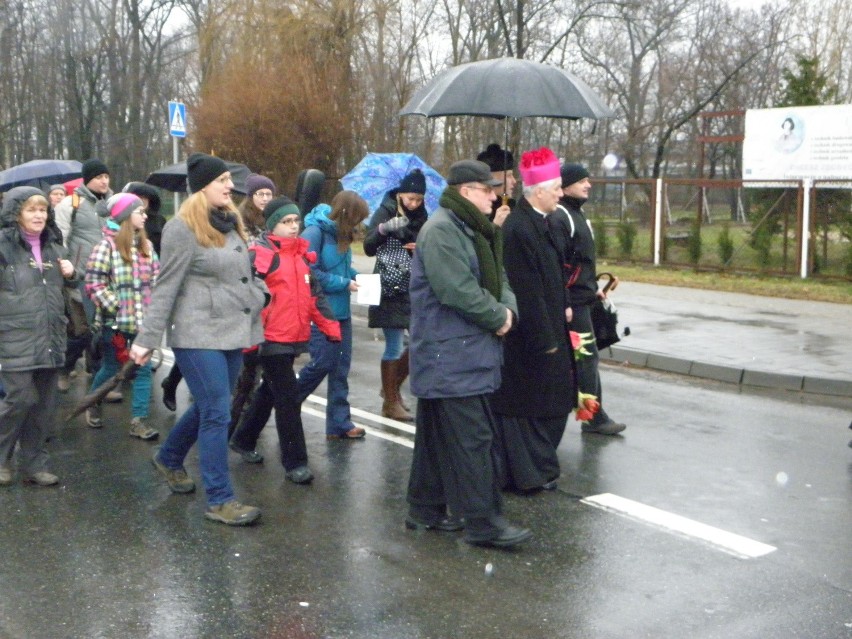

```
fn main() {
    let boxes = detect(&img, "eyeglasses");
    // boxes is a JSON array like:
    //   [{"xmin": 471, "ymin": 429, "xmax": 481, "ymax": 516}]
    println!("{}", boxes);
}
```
[
  {"xmin": 463, "ymin": 184, "xmax": 493, "ymax": 194},
  {"xmin": 253, "ymin": 190, "xmax": 274, "ymax": 199}
]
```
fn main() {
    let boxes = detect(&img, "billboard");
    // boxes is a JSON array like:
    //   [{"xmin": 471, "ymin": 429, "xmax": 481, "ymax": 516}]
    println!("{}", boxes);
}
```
[{"xmin": 742, "ymin": 104, "xmax": 852, "ymax": 181}]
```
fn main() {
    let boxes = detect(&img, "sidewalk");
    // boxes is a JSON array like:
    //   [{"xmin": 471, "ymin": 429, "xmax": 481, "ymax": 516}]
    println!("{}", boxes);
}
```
[{"xmin": 351, "ymin": 253, "xmax": 852, "ymax": 397}]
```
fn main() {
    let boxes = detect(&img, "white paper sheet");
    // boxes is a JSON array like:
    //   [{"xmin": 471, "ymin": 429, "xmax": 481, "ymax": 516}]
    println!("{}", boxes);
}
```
[{"xmin": 355, "ymin": 273, "xmax": 382, "ymax": 306}]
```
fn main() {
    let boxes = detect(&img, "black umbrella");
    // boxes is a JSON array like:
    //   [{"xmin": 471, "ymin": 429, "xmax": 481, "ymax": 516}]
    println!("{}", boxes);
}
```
[
  {"xmin": 145, "ymin": 160, "xmax": 251, "ymax": 195},
  {"xmin": 399, "ymin": 58, "xmax": 615, "ymax": 199},
  {"xmin": 66, "ymin": 360, "xmax": 139, "ymax": 422},
  {"xmin": 399, "ymin": 57, "xmax": 615, "ymax": 120},
  {"xmin": 0, "ymin": 159, "xmax": 82, "ymax": 192}
]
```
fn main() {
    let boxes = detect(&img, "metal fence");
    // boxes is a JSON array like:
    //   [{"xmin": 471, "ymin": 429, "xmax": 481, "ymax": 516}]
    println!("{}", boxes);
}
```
[{"xmin": 587, "ymin": 177, "xmax": 852, "ymax": 279}]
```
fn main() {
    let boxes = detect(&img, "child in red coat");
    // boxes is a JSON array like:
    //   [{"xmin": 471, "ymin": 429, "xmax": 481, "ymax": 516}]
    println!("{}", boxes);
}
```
[{"xmin": 230, "ymin": 197, "xmax": 340, "ymax": 484}]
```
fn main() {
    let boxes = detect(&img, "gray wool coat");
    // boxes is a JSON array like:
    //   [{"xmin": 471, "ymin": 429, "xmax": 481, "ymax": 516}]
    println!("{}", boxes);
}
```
[{"xmin": 133, "ymin": 215, "xmax": 266, "ymax": 351}]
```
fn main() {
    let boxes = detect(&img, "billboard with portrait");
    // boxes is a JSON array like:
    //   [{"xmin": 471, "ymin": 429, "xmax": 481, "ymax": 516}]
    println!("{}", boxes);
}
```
[{"xmin": 742, "ymin": 104, "xmax": 852, "ymax": 182}]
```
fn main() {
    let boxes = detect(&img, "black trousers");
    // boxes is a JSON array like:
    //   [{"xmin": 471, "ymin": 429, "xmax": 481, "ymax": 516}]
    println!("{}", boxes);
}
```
[
  {"xmin": 232, "ymin": 353, "xmax": 307, "ymax": 471},
  {"xmin": 406, "ymin": 395, "xmax": 503, "ymax": 535},
  {"xmin": 569, "ymin": 304, "xmax": 611, "ymax": 424}
]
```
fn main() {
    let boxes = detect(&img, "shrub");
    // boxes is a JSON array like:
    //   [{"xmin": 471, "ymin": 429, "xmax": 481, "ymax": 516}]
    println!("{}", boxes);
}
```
[
  {"xmin": 717, "ymin": 223, "xmax": 735, "ymax": 266},
  {"xmin": 616, "ymin": 219, "xmax": 637, "ymax": 258},
  {"xmin": 750, "ymin": 222, "xmax": 774, "ymax": 268},
  {"xmin": 592, "ymin": 217, "xmax": 608, "ymax": 258},
  {"xmin": 687, "ymin": 219, "xmax": 702, "ymax": 265}
]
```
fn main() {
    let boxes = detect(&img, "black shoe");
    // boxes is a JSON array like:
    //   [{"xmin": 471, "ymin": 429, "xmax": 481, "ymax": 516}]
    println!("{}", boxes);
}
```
[
  {"xmin": 405, "ymin": 516, "xmax": 464, "ymax": 532},
  {"xmin": 581, "ymin": 419, "xmax": 626, "ymax": 435},
  {"xmin": 541, "ymin": 479, "xmax": 558, "ymax": 491},
  {"xmin": 285, "ymin": 466, "xmax": 314, "ymax": 484},
  {"xmin": 465, "ymin": 525, "xmax": 533, "ymax": 549},
  {"xmin": 228, "ymin": 442, "xmax": 263, "ymax": 463},
  {"xmin": 161, "ymin": 378, "xmax": 177, "ymax": 412}
]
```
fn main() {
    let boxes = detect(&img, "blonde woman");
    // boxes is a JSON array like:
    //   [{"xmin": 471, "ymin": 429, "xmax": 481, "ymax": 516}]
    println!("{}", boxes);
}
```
[{"xmin": 129, "ymin": 153, "xmax": 266, "ymax": 526}]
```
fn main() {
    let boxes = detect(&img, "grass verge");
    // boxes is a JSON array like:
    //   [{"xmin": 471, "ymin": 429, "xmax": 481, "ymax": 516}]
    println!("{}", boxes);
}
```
[
  {"xmin": 601, "ymin": 261, "xmax": 852, "ymax": 304},
  {"xmin": 353, "ymin": 243, "xmax": 851, "ymax": 304}
]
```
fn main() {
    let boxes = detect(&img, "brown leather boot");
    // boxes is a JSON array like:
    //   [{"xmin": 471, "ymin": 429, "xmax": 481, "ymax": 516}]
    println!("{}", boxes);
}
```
[
  {"xmin": 396, "ymin": 349, "xmax": 411, "ymax": 412},
  {"xmin": 381, "ymin": 360, "xmax": 413, "ymax": 421}
]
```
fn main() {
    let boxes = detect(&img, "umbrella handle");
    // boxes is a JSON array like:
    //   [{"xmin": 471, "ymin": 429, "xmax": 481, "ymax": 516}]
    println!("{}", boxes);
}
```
[{"xmin": 501, "ymin": 194, "xmax": 509, "ymax": 207}]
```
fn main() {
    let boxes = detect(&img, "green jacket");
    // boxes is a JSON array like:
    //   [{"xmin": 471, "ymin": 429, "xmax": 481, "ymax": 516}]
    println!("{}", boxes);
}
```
[{"xmin": 409, "ymin": 206, "xmax": 517, "ymax": 399}]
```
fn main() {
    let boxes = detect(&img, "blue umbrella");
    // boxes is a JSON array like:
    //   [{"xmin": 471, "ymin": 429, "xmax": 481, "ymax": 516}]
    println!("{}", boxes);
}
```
[
  {"xmin": 0, "ymin": 159, "xmax": 82, "ymax": 192},
  {"xmin": 340, "ymin": 153, "xmax": 446, "ymax": 221}
]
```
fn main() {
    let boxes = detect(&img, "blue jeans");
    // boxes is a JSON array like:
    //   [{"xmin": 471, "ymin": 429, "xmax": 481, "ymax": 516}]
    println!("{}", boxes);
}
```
[
  {"xmin": 158, "ymin": 348, "xmax": 243, "ymax": 506},
  {"xmin": 89, "ymin": 328, "xmax": 152, "ymax": 418},
  {"xmin": 297, "ymin": 319, "xmax": 354, "ymax": 436},
  {"xmin": 381, "ymin": 327, "xmax": 404, "ymax": 361}
]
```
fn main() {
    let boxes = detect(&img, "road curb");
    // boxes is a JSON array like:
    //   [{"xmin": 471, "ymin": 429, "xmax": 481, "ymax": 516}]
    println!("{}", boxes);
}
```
[
  {"xmin": 602, "ymin": 346, "xmax": 852, "ymax": 397},
  {"xmin": 353, "ymin": 301, "xmax": 851, "ymax": 397}
]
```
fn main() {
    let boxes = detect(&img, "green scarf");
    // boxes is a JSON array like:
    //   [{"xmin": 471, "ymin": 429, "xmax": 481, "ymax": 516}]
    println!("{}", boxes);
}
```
[{"xmin": 439, "ymin": 187, "xmax": 503, "ymax": 300}]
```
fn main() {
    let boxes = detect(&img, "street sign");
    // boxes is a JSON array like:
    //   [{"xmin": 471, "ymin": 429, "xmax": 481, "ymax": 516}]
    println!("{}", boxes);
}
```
[{"xmin": 168, "ymin": 101, "xmax": 187, "ymax": 138}]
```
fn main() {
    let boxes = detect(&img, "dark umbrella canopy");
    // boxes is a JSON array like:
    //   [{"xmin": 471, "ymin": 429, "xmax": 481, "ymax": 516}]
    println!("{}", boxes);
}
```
[
  {"xmin": 0, "ymin": 159, "xmax": 82, "ymax": 192},
  {"xmin": 145, "ymin": 160, "xmax": 251, "ymax": 195},
  {"xmin": 399, "ymin": 57, "xmax": 615, "ymax": 120}
]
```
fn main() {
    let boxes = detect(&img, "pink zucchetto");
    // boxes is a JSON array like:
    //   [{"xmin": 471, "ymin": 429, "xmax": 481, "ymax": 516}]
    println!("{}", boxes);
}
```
[{"xmin": 519, "ymin": 147, "xmax": 561, "ymax": 186}]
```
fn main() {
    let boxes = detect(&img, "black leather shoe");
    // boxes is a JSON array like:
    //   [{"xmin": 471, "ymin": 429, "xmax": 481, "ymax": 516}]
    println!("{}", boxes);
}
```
[
  {"xmin": 229, "ymin": 442, "xmax": 263, "ymax": 463},
  {"xmin": 465, "ymin": 525, "xmax": 532, "ymax": 549},
  {"xmin": 541, "ymin": 479, "xmax": 558, "ymax": 491},
  {"xmin": 405, "ymin": 516, "xmax": 464, "ymax": 532},
  {"xmin": 581, "ymin": 419, "xmax": 626, "ymax": 435}
]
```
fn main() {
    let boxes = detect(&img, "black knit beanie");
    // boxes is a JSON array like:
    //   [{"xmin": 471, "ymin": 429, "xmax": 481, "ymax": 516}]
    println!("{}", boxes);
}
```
[
  {"xmin": 477, "ymin": 143, "xmax": 515, "ymax": 172},
  {"xmin": 560, "ymin": 163, "xmax": 590, "ymax": 188},
  {"xmin": 264, "ymin": 196, "xmax": 300, "ymax": 231},
  {"xmin": 187, "ymin": 153, "xmax": 228, "ymax": 193},
  {"xmin": 82, "ymin": 159, "xmax": 110, "ymax": 184},
  {"xmin": 398, "ymin": 169, "xmax": 426, "ymax": 195}
]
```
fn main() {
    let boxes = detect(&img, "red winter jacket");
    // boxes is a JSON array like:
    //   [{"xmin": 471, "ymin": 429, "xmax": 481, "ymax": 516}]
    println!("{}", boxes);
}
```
[{"xmin": 251, "ymin": 234, "xmax": 341, "ymax": 349}]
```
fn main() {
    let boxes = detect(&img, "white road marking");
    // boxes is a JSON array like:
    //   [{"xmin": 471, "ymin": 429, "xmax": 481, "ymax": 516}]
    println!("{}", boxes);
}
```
[
  {"xmin": 581, "ymin": 493, "xmax": 777, "ymax": 559},
  {"xmin": 303, "ymin": 394, "xmax": 416, "ymax": 434},
  {"xmin": 279, "ymin": 385, "xmax": 777, "ymax": 560},
  {"xmin": 300, "ymin": 406, "xmax": 413, "ymax": 448}
]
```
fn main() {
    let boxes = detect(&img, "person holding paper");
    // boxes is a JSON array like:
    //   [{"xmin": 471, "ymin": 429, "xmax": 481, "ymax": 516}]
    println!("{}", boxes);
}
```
[{"xmin": 296, "ymin": 191, "xmax": 370, "ymax": 439}]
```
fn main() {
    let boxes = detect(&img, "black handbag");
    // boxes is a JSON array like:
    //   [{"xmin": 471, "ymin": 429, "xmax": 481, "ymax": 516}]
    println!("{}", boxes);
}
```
[
  {"xmin": 375, "ymin": 236, "xmax": 412, "ymax": 298},
  {"xmin": 590, "ymin": 272, "xmax": 620, "ymax": 350}
]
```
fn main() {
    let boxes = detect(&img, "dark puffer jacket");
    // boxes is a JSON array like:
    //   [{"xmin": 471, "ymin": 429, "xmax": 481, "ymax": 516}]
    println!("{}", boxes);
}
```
[
  {"xmin": 0, "ymin": 187, "xmax": 69, "ymax": 371},
  {"xmin": 363, "ymin": 190, "xmax": 428, "ymax": 328}
]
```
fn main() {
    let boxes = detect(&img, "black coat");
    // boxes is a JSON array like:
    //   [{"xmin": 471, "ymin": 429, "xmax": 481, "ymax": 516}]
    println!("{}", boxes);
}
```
[
  {"xmin": 551, "ymin": 195, "xmax": 598, "ymax": 307},
  {"xmin": 490, "ymin": 197, "xmax": 576, "ymax": 418},
  {"xmin": 363, "ymin": 190, "xmax": 428, "ymax": 329}
]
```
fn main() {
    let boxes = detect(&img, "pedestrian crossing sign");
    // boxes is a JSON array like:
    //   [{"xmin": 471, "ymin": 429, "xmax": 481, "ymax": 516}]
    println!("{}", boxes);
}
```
[{"xmin": 168, "ymin": 101, "xmax": 187, "ymax": 138}]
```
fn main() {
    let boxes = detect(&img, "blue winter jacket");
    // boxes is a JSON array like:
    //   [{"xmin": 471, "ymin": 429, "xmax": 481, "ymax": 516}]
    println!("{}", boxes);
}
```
[{"xmin": 301, "ymin": 204, "xmax": 357, "ymax": 320}]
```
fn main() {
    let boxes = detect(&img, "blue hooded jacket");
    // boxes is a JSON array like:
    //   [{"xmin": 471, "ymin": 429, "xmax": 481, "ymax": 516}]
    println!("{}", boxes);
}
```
[{"xmin": 301, "ymin": 204, "xmax": 357, "ymax": 320}]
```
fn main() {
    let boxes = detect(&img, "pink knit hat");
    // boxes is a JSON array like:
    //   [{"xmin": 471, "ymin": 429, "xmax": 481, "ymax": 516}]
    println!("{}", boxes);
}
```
[
  {"xmin": 105, "ymin": 193, "xmax": 144, "ymax": 224},
  {"xmin": 519, "ymin": 147, "xmax": 561, "ymax": 186}
]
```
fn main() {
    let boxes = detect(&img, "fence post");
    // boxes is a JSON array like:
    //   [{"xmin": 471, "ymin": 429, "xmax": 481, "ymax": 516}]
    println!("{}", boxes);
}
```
[
  {"xmin": 653, "ymin": 178, "xmax": 663, "ymax": 265},
  {"xmin": 800, "ymin": 178, "xmax": 812, "ymax": 279}
]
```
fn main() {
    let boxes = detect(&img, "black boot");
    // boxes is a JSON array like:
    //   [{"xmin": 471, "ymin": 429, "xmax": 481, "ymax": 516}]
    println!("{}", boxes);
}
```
[{"xmin": 161, "ymin": 365, "xmax": 182, "ymax": 412}]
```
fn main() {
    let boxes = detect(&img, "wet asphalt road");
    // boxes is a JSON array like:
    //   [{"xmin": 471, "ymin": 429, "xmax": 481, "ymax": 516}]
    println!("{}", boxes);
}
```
[{"xmin": 1, "ymin": 318, "xmax": 850, "ymax": 639}]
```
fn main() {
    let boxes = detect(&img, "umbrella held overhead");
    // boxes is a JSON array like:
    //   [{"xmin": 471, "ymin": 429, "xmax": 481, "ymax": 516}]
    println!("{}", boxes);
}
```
[
  {"xmin": 145, "ymin": 160, "xmax": 251, "ymax": 195},
  {"xmin": 399, "ymin": 57, "xmax": 616, "ymax": 121},
  {"xmin": 340, "ymin": 153, "xmax": 447, "ymax": 220},
  {"xmin": 0, "ymin": 159, "xmax": 82, "ymax": 192}
]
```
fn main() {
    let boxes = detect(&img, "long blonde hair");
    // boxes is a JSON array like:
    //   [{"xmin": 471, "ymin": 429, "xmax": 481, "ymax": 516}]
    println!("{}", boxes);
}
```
[
  {"xmin": 178, "ymin": 192, "xmax": 247, "ymax": 247},
  {"xmin": 114, "ymin": 219, "xmax": 151, "ymax": 263}
]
